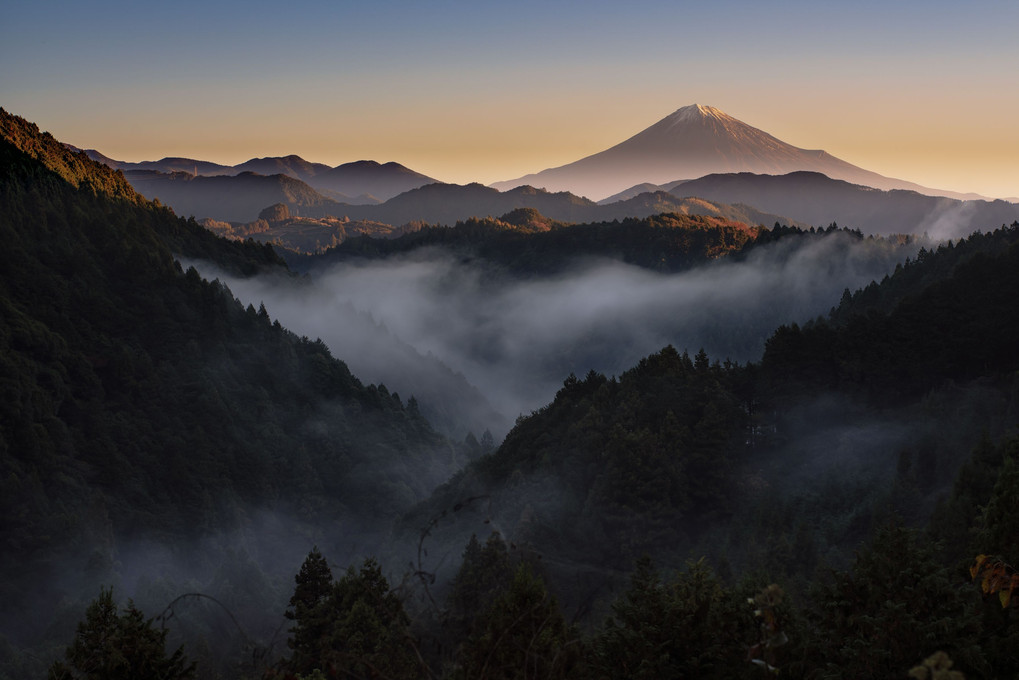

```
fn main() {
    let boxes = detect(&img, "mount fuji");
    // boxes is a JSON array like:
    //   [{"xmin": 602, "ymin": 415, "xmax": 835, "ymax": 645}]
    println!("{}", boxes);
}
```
[{"xmin": 491, "ymin": 104, "xmax": 976, "ymax": 201}]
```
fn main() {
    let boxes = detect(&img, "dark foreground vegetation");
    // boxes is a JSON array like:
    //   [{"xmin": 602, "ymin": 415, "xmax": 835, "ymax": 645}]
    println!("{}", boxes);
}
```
[{"xmin": 2, "ymin": 108, "xmax": 1018, "ymax": 679}]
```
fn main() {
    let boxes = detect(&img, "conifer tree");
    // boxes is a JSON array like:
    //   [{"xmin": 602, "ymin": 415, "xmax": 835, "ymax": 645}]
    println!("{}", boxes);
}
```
[
  {"xmin": 447, "ymin": 532, "xmax": 514, "ymax": 644},
  {"xmin": 286, "ymin": 547, "xmax": 334, "ymax": 675},
  {"xmin": 806, "ymin": 524, "xmax": 982, "ymax": 679},
  {"xmin": 48, "ymin": 588, "xmax": 195, "ymax": 680},
  {"xmin": 591, "ymin": 557, "xmax": 750, "ymax": 680},
  {"xmin": 325, "ymin": 557, "xmax": 421, "ymax": 679},
  {"xmin": 453, "ymin": 563, "xmax": 577, "ymax": 680}
]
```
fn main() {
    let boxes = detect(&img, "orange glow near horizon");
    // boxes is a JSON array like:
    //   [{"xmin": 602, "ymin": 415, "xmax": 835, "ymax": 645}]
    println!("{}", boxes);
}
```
[
  {"xmin": 42, "ymin": 100, "xmax": 1018, "ymax": 201},
  {"xmin": 8, "ymin": 1, "xmax": 1015, "ymax": 200}
]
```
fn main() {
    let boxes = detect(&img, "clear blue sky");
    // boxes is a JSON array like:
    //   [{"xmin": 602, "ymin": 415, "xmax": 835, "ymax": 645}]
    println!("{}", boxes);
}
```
[{"xmin": 3, "ymin": 0, "xmax": 1017, "ymax": 197}]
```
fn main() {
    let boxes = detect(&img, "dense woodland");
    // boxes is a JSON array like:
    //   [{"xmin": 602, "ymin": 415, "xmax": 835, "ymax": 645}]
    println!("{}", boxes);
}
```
[
  {"xmin": 293, "ymin": 209, "xmax": 762, "ymax": 276},
  {"xmin": 1, "ymin": 108, "xmax": 1018, "ymax": 679},
  {"xmin": 0, "ymin": 109, "xmax": 467, "ymax": 677}
]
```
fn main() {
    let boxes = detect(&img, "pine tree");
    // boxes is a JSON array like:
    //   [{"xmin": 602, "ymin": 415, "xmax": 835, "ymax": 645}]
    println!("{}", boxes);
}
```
[
  {"xmin": 48, "ymin": 588, "xmax": 195, "ymax": 680},
  {"xmin": 447, "ymin": 532, "xmax": 514, "ymax": 644},
  {"xmin": 283, "ymin": 554, "xmax": 421, "ymax": 678},
  {"xmin": 285, "ymin": 547, "xmax": 334, "ymax": 675},
  {"xmin": 806, "ymin": 524, "xmax": 982, "ymax": 679},
  {"xmin": 325, "ymin": 557, "xmax": 421, "ymax": 679},
  {"xmin": 591, "ymin": 557, "xmax": 751, "ymax": 680},
  {"xmin": 454, "ymin": 563, "xmax": 577, "ymax": 680}
]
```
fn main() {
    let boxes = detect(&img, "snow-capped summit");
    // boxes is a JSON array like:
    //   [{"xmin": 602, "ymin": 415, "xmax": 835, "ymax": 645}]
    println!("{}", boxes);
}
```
[
  {"xmin": 491, "ymin": 104, "xmax": 959, "ymax": 201},
  {"xmin": 666, "ymin": 104, "xmax": 727, "ymax": 123}
]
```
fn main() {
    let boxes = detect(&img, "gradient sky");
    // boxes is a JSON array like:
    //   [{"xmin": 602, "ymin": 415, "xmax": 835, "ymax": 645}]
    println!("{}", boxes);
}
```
[{"xmin": 3, "ymin": 0, "xmax": 1017, "ymax": 198}]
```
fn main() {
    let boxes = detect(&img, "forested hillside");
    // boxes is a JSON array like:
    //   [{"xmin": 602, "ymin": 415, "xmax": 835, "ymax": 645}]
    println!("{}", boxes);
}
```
[
  {"xmin": 256, "ymin": 215, "xmax": 924, "ymax": 446},
  {"xmin": 0, "ymin": 109, "xmax": 467, "ymax": 675},
  {"xmin": 293, "ymin": 211, "xmax": 892, "ymax": 278},
  {"xmin": 298, "ymin": 211, "xmax": 761, "ymax": 275},
  {"xmin": 411, "ymin": 222, "xmax": 1019, "ymax": 561},
  {"xmin": 762, "ymin": 224, "xmax": 1019, "ymax": 402},
  {"xmin": 389, "ymin": 223, "xmax": 1019, "ymax": 679}
]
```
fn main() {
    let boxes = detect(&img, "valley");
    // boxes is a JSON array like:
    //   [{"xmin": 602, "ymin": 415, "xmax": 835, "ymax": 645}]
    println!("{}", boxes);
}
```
[{"xmin": 2, "ymin": 103, "xmax": 1018, "ymax": 680}]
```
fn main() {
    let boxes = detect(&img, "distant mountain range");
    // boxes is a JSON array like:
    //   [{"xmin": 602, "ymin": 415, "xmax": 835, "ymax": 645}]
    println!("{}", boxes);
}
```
[
  {"xmin": 123, "ymin": 170, "xmax": 350, "ymax": 223},
  {"xmin": 68, "ymin": 104, "xmax": 1017, "ymax": 239},
  {"xmin": 666, "ymin": 171, "xmax": 1019, "ymax": 237},
  {"xmin": 66, "ymin": 145, "xmax": 437, "ymax": 203},
  {"xmin": 296, "ymin": 182, "xmax": 801, "ymax": 230},
  {"xmin": 491, "ymin": 104, "xmax": 985, "ymax": 201},
  {"xmin": 110, "ymin": 163, "xmax": 802, "ymax": 229},
  {"xmin": 121, "ymin": 166, "xmax": 1016, "ymax": 240}
]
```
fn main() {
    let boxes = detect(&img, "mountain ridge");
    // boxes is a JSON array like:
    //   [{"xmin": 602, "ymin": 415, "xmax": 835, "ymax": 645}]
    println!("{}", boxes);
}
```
[
  {"xmin": 302, "ymin": 181, "xmax": 799, "ymax": 230},
  {"xmin": 669, "ymin": 171, "xmax": 1018, "ymax": 238},
  {"xmin": 491, "ymin": 104, "xmax": 985, "ymax": 201},
  {"xmin": 69, "ymin": 146, "xmax": 438, "ymax": 202}
]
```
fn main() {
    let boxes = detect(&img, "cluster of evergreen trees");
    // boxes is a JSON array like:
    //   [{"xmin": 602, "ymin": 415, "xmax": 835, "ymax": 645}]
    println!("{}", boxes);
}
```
[
  {"xmin": 54, "ymin": 444, "xmax": 1019, "ymax": 680},
  {"xmin": 296, "ymin": 210, "xmax": 847, "ymax": 278},
  {"xmin": 3, "ymin": 106, "xmax": 1019, "ymax": 678}
]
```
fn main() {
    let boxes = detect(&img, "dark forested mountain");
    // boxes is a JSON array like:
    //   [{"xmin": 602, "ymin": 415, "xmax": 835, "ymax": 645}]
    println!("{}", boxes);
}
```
[
  {"xmin": 830, "ymin": 226, "xmax": 1019, "ymax": 322},
  {"xmin": 761, "ymin": 223, "xmax": 1019, "ymax": 402},
  {"xmin": 491, "ymin": 104, "xmax": 980, "ymax": 201},
  {"xmin": 296, "ymin": 211, "xmax": 883, "ymax": 280},
  {"xmin": 424, "ymin": 347, "xmax": 753, "ymax": 565},
  {"xmin": 398, "ymin": 221, "xmax": 1019, "ymax": 679},
  {"xmin": 300, "ymin": 211, "xmax": 766, "ymax": 275},
  {"xmin": 123, "ymin": 169, "xmax": 351, "ymax": 222},
  {"xmin": 0, "ymin": 109, "xmax": 465, "ymax": 670},
  {"xmin": 670, "ymin": 171, "xmax": 1019, "ymax": 238},
  {"xmin": 307, "ymin": 160, "xmax": 437, "ymax": 202},
  {"xmin": 419, "ymin": 222, "xmax": 1019, "ymax": 551}
]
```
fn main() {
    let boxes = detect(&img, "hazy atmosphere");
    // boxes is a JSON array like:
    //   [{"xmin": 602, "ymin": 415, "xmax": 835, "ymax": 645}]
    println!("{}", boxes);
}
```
[
  {"xmin": 3, "ymin": 0, "xmax": 1019, "ymax": 678},
  {"xmin": 193, "ymin": 231, "xmax": 919, "ymax": 432},
  {"xmin": 3, "ymin": 0, "xmax": 1018, "ymax": 197}
]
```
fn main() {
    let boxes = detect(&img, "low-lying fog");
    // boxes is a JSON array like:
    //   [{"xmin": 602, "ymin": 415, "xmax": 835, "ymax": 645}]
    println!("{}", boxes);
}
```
[{"xmin": 188, "ymin": 231, "xmax": 920, "ymax": 438}]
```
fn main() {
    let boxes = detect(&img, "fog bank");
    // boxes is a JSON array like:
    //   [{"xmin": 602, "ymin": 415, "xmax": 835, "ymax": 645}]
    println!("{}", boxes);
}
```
[{"xmin": 189, "ymin": 232, "xmax": 918, "ymax": 434}]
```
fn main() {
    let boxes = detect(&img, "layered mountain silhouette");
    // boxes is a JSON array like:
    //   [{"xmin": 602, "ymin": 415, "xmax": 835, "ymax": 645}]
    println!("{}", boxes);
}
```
[
  {"xmin": 491, "ymin": 104, "xmax": 981, "ymax": 201},
  {"xmin": 66, "ymin": 145, "xmax": 235, "ymax": 176},
  {"xmin": 123, "ymin": 169, "xmax": 350, "ymax": 223},
  {"xmin": 119, "ymin": 167, "xmax": 800, "ymax": 231},
  {"xmin": 70, "ymin": 146, "xmax": 437, "ymax": 203},
  {"xmin": 232, "ymin": 154, "xmax": 331, "ymax": 183},
  {"xmin": 121, "ymin": 165, "xmax": 1014, "ymax": 241},
  {"xmin": 311, "ymin": 160, "xmax": 437, "ymax": 202},
  {"xmin": 668, "ymin": 172, "xmax": 1019, "ymax": 238},
  {"xmin": 253, "ymin": 177, "xmax": 1015, "ymax": 239},
  {"xmin": 311, "ymin": 183, "xmax": 798, "ymax": 229}
]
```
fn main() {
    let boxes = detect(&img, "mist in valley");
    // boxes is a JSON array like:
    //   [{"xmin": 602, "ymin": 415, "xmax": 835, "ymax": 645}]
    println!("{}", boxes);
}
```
[
  {"xmin": 29, "ymin": 230, "xmax": 1007, "ymax": 680},
  {"xmin": 12, "ymin": 229, "xmax": 949, "ymax": 678},
  {"xmin": 192, "ymin": 230, "xmax": 922, "ymax": 439},
  {"xmin": 21, "ymin": 228, "xmax": 1017, "ymax": 680}
]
